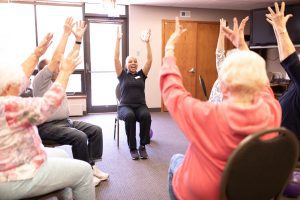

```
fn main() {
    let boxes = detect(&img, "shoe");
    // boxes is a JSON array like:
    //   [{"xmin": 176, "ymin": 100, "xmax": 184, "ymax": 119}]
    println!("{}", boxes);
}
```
[
  {"xmin": 130, "ymin": 149, "xmax": 139, "ymax": 160},
  {"xmin": 138, "ymin": 145, "xmax": 148, "ymax": 159},
  {"xmin": 93, "ymin": 176, "xmax": 101, "ymax": 187},
  {"xmin": 92, "ymin": 166, "xmax": 109, "ymax": 181}
]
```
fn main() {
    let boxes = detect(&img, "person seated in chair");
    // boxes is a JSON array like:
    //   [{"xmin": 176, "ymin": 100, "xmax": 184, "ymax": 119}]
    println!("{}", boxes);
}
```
[
  {"xmin": 266, "ymin": 2, "xmax": 300, "ymax": 144},
  {"xmin": 161, "ymin": 17, "xmax": 281, "ymax": 200},
  {"xmin": 32, "ymin": 17, "xmax": 108, "ymax": 186},
  {"xmin": 114, "ymin": 27, "xmax": 152, "ymax": 160},
  {"xmin": 0, "ymin": 32, "xmax": 95, "ymax": 200}
]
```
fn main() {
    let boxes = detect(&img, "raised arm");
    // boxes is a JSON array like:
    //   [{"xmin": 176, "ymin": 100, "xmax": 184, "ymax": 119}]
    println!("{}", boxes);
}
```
[
  {"xmin": 141, "ymin": 29, "xmax": 153, "ymax": 76},
  {"xmin": 114, "ymin": 27, "xmax": 123, "ymax": 77},
  {"xmin": 21, "ymin": 33, "xmax": 53, "ymax": 79},
  {"xmin": 216, "ymin": 18, "xmax": 226, "ymax": 73},
  {"xmin": 266, "ymin": 2, "xmax": 295, "ymax": 61},
  {"xmin": 55, "ymin": 49, "xmax": 81, "ymax": 90},
  {"xmin": 47, "ymin": 17, "xmax": 74, "ymax": 73},
  {"xmin": 222, "ymin": 16, "xmax": 249, "ymax": 51}
]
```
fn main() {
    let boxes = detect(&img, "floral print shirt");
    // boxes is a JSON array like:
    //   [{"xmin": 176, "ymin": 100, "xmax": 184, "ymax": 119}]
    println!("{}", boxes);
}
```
[
  {"xmin": 0, "ymin": 81, "xmax": 65, "ymax": 182},
  {"xmin": 208, "ymin": 49, "xmax": 225, "ymax": 103}
]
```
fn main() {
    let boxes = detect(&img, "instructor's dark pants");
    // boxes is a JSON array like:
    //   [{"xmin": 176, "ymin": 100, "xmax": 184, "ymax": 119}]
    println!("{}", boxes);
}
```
[{"xmin": 118, "ymin": 104, "xmax": 151, "ymax": 150}]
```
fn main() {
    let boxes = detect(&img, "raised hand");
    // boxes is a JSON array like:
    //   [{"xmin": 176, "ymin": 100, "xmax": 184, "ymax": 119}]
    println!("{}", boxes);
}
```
[
  {"xmin": 222, "ymin": 16, "xmax": 249, "ymax": 50},
  {"xmin": 117, "ymin": 27, "xmax": 123, "ymax": 40},
  {"xmin": 64, "ymin": 17, "xmax": 75, "ymax": 36},
  {"xmin": 60, "ymin": 50, "xmax": 81, "ymax": 75},
  {"xmin": 72, "ymin": 20, "xmax": 87, "ymax": 42},
  {"xmin": 219, "ymin": 18, "xmax": 226, "ymax": 35},
  {"xmin": 165, "ymin": 17, "xmax": 187, "ymax": 50},
  {"xmin": 266, "ymin": 2, "xmax": 292, "ymax": 36},
  {"xmin": 141, "ymin": 29, "xmax": 151, "ymax": 43},
  {"xmin": 34, "ymin": 33, "xmax": 53, "ymax": 57}
]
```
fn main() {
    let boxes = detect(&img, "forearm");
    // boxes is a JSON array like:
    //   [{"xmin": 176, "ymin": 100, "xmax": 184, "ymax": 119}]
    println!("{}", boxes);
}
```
[
  {"xmin": 48, "ymin": 33, "xmax": 70, "ymax": 72},
  {"xmin": 146, "ymin": 42, "xmax": 152, "ymax": 62},
  {"xmin": 276, "ymin": 31, "xmax": 296, "ymax": 61},
  {"xmin": 216, "ymin": 34, "xmax": 225, "ymax": 51},
  {"xmin": 54, "ymin": 71, "xmax": 71, "ymax": 90},
  {"xmin": 21, "ymin": 53, "xmax": 40, "ymax": 79},
  {"xmin": 114, "ymin": 39, "xmax": 122, "ymax": 75}
]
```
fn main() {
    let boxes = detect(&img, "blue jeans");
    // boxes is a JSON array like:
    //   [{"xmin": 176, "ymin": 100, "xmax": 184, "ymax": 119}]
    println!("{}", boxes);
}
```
[
  {"xmin": 168, "ymin": 154, "xmax": 184, "ymax": 200},
  {"xmin": 0, "ymin": 148, "xmax": 95, "ymax": 200}
]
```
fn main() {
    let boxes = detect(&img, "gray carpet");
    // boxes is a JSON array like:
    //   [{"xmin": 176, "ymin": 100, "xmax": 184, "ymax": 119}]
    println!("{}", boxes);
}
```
[{"xmin": 59, "ymin": 112, "xmax": 189, "ymax": 200}]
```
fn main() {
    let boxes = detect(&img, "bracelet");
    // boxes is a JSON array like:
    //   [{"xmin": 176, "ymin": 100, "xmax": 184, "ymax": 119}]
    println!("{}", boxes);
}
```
[{"xmin": 75, "ymin": 41, "xmax": 82, "ymax": 45}]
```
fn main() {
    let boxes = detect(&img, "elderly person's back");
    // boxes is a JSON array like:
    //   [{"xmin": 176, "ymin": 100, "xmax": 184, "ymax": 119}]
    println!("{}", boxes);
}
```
[
  {"xmin": 161, "ymin": 17, "xmax": 281, "ymax": 200},
  {"xmin": 0, "ymin": 33, "xmax": 95, "ymax": 200}
]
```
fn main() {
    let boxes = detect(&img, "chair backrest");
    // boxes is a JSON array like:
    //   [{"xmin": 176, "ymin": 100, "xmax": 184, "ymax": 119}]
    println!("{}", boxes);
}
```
[
  {"xmin": 220, "ymin": 127, "xmax": 299, "ymax": 200},
  {"xmin": 115, "ymin": 83, "xmax": 121, "ymax": 103},
  {"xmin": 199, "ymin": 75, "xmax": 208, "ymax": 100}
]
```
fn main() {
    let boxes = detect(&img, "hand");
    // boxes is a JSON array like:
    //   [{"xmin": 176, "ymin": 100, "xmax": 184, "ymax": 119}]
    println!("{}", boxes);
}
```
[
  {"xmin": 219, "ymin": 18, "xmax": 226, "ymax": 35},
  {"xmin": 117, "ymin": 27, "xmax": 123, "ymax": 40},
  {"xmin": 34, "ymin": 33, "xmax": 53, "ymax": 57},
  {"xmin": 222, "ymin": 16, "xmax": 249, "ymax": 50},
  {"xmin": 72, "ymin": 20, "xmax": 87, "ymax": 42},
  {"xmin": 266, "ymin": 2, "xmax": 292, "ymax": 35},
  {"xmin": 60, "ymin": 50, "xmax": 81, "ymax": 75},
  {"xmin": 165, "ymin": 17, "xmax": 187, "ymax": 50},
  {"xmin": 64, "ymin": 17, "xmax": 75, "ymax": 36},
  {"xmin": 141, "ymin": 29, "xmax": 151, "ymax": 43}
]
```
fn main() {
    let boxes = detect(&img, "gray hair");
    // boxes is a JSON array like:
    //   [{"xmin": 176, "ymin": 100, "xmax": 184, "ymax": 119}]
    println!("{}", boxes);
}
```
[{"xmin": 0, "ymin": 62, "xmax": 23, "ymax": 94}]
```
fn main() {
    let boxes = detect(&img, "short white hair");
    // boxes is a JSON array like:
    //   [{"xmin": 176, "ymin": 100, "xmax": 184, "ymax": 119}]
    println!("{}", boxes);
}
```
[
  {"xmin": 219, "ymin": 50, "xmax": 268, "ymax": 95},
  {"xmin": 0, "ymin": 62, "xmax": 23, "ymax": 94}
]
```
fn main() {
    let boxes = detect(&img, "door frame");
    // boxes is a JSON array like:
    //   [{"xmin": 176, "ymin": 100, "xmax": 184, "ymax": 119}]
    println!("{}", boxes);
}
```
[{"xmin": 84, "ymin": 16, "xmax": 128, "ymax": 113}]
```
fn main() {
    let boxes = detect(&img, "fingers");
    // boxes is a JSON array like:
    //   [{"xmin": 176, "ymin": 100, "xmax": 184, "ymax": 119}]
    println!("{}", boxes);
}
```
[
  {"xmin": 239, "ymin": 16, "xmax": 249, "ymax": 31},
  {"xmin": 275, "ymin": 2, "xmax": 280, "ymax": 14},
  {"xmin": 266, "ymin": 18, "xmax": 274, "ymax": 25},
  {"xmin": 268, "ymin": 6, "xmax": 275, "ymax": 15},
  {"xmin": 285, "ymin": 14, "xmax": 293, "ymax": 22},
  {"xmin": 222, "ymin": 26, "xmax": 233, "ymax": 37},
  {"xmin": 233, "ymin": 17, "xmax": 238, "ymax": 32},
  {"xmin": 281, "ymin": 1, "xmax": 285, "ymax": 15}
]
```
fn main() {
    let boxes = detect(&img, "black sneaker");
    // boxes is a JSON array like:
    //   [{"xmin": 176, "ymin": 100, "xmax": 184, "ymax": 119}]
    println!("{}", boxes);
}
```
[
  {"xmin": 138, "ymin": 145, "xmax": 148, "ymax": 159},
  {"xmin": 130, "ymin": 149, "xmax": 139, "ymax": 160}
]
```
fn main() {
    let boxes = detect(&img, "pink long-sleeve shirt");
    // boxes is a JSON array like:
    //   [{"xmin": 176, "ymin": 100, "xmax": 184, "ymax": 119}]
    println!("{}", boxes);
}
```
[
  {"xmin": 0, "ymin": 82, "xmax": 65, "ymax": 182},
  {"xmin": 160, "ymin": 56, "xmax": 281, "ymax": 200}
]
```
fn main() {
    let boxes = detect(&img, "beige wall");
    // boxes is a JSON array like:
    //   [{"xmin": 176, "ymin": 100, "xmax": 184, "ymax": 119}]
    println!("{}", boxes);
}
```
[{"xmin": 128, "ymin": 5, "xmax": 249, "ymax": 108}]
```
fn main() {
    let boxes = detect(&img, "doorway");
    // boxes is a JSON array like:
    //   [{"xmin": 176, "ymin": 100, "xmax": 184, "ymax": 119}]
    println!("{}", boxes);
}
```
[{"xmin": 85, "ymin": 18, "xmax": 127, "ymax": 113}]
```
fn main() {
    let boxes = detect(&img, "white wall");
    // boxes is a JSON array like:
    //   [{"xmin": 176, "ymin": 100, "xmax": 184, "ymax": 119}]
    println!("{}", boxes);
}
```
[{"xmin": 128, "ymin": 5, "xmax": 249, "ymax": 108}]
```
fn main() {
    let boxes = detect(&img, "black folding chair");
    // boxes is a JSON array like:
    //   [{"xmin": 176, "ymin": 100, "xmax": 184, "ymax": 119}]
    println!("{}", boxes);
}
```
[{"xmin": 220, "ymin": 127, "xmax": 299, "ymax": 200}]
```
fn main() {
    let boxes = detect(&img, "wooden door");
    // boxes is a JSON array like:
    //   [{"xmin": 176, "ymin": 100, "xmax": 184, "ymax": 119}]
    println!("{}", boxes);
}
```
[
  {"xmin": 162, "ymin": 20, "xmax": 198, "ymax": 111},
  {"xmin": 196, "ymin": 22, "xmax": 220, "ymax": 100}
]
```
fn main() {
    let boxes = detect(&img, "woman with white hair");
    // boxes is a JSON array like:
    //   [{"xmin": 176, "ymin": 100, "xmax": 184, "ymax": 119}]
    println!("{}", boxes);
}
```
[
  {"xmin": 114, "ymin": 27, "xmax": 152, "ymax": 160},
  {"xmin": 161, "ymin": 17, "xmax": 281, "ymax": 200},
  {"xmin": 0, "ymin": 34, "xmax": 95, "ymax": 200}
]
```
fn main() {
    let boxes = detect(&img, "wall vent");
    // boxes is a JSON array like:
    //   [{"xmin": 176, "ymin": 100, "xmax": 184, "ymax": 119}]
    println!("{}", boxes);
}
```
[{"xmin": 180, "ymin": 11, "xmax": 191, "ymax": 18}]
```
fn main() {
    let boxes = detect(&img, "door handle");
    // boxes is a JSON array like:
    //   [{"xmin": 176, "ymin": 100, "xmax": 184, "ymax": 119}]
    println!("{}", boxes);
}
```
[{"xmin": 188, "ymin": 68, "xmax": 195, "ymax": 73}]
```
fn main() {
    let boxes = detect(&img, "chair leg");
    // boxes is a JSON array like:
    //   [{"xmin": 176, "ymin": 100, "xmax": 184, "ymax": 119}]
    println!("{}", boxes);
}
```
[
  {"xmin": 117, "ymin": 119, "xmax": 119, "ymax": 148},
  {"xmin": 114, "ymin": 118, "xmax": 117, "ymax": 140}
]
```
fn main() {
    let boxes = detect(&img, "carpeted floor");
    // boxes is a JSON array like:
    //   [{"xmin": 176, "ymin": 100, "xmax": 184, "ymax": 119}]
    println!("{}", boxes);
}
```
[
  {"xmin": 57, "ymin": 112, "xmax": 300, "ymax": 200},
  {"xmin": 59, "ymin": 112, "xmax": 189, "ymax": 200}
]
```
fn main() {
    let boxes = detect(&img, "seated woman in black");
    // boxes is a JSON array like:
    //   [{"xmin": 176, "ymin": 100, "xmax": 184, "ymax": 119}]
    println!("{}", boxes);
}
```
[{"xmin": 114, "ymin": 28, "xmax": 152, "ymax": 160}]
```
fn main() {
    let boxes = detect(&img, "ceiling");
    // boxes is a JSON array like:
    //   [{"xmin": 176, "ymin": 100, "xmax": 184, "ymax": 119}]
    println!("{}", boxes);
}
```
[{"xmin": 125, "ymin": 0, "xmax": 300, "ymax": 10}]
